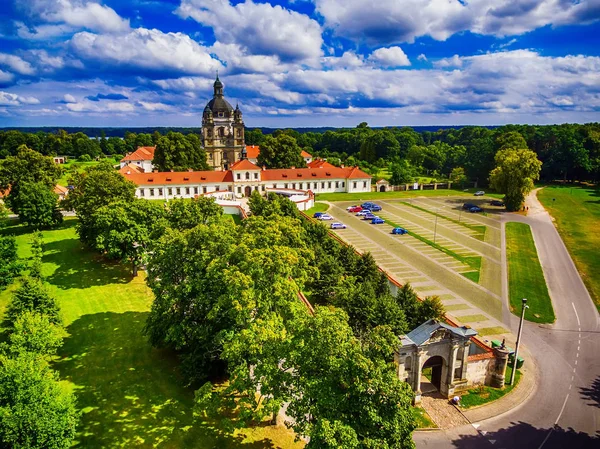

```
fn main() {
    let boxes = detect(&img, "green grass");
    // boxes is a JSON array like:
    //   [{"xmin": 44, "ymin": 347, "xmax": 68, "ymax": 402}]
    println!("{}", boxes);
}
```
[
  {"xmin": 456, "ymin": 314, "xmax": 489, "ymax": 323},
  {"xmin": 459, "ymin": 367, "xmax": 521, "ymax": 409},
  {"xmin": 306, "ymin": 201, "xmax": 329, "ymax": 216},
  {"xmin": 444, "ymin": 304, "xmax": 471, "ymax": 312},
  {"xmin": 505, "ymin": 222, "xmax": 555, "ymax": 323},
  {"xmin": 315, "ymin": 188, "xmax": 502, "ymax": 202},
  {"xmin": 537, "ymin": 185, "xmax": 600, "ymax": 313},
  {"xmin": 224, "ymin": 213, "xmax": 243, "ymax": 225},
  {"xmin": 0, "ymin": 219, "xmax": 302, "ymax": 449},
  {"xmin": 477, "ymin": 326, "xmax": 508, "ymax": 336},
  {"xmin": 412, "ymin": 407, "xmax": 437, "ymax": 429},
  {"xmin": 378, "ymin": 215, "xmax": 482, "ymax": 283},
  {"xmin": 400, "ymin": 202, "xmax": 487, "ymax": 241},
  {"xmin": 57, "ymin": 157, "xmax": 120, "ymax": 185}
]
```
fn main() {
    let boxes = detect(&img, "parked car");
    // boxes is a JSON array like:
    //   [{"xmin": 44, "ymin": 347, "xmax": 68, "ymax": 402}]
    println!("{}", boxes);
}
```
[
  {"xmin": 462, "ymin": 203, "xmax": 477, "ymax": 210},
  {"xmin": 361, "ymin": 202, "xmax": 375, "ymax": 209},
  {"xmin": 330, "ymin": 222, "xmax": 347, "ymax": 229},
  {"xmin": 469, "ymin": 206, "xmax": 483, "ymax": 213},
  {"xmin": 371, "ymin": 218, "xmax": 385, "ymax": 224},
  {"xmin": 313, "ymin": 212, "xmax": 324, "ymax": 218},
  {"xmin": 346, "ymin": 205, "xmax": 359, "ymax": 211},
  {"xmin": 474, "ymin": 191, "xmax": 485, "ymax": 196},
  {"xmin": 318, "ymin": 213, "xmax": 334, "ymax": 220},
  {"xmin": 391, "ymin": 227, "xmax": 408, "ymax": 235},
  {"xmin": 363, "ymin": 213, "xmax": 377, "ymax": 220},
  {"xmin": 490, "ymin": 200, "xmax": 505, "ymax": 207},
  {"xmin": 356, "ymin": 210, "xmax": 370, "ymax": 216},
  {"xmin": 348, "ymin": 206, "xmax": 362, "ymax": 213},
  {"xmin": 369, "ymin": 204, "xmax": 382, "ymax": 212}
]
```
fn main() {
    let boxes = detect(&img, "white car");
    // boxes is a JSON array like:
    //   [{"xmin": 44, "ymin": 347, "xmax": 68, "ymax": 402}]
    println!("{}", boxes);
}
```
[
  {"xmin": 318, "ymin": 213, "xmax": 334, "ymax": 221},
  {"xmin": 330, "ymin": 222, "xmax": 347, "ymax": 229},
  {"xmin": 474, "ymin": 191, "xmax": 485, "ymax": 196}
]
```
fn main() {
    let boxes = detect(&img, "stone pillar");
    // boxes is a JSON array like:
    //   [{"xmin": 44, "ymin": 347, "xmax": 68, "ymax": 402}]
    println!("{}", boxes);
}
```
[
  {"xmin": 448, "ymin": 181, "xmax": 452, "ymax": 189},
  {"xmin": 414, "ymin": 350, "xmax": 423, "ymax": 404},
  {"xmin": 434, "ymin": 183, "xmax": 438, "ymax": 190},
  {"xmin": 420, "ymin": 183, "xmax": 423, "ymax": 190},
  {"xmin": 460, "ymin": 342, "xmax": 470, "ymax": 380},
  {"xmin": 491, "ymin": 347, "xmax": 511, "ymax": 388},
  {"xmin": 447, "ymin": 344, "xmax": 459, "ymax": 389}
]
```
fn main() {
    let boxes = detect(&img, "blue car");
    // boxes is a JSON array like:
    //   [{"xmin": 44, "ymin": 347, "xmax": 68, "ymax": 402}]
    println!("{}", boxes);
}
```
[
  {"xmin": 369, "ymin": 205, "xmax": 382, "ymax": 212},
  {"xmin": 313, "ymin": 212, "xmax": 324, "ymax": 218},
  {"xmin": 363, "ymin": 213, "xmax": 376, "ymax": 220},
  {"xmin": 372, "ymin": 218, "xmax": 385, "ymax": 224},
  {"xmin": 391, "ymin": 227, "xmax": 408, "ymax": 235},
  {"xmin": 469, "ymin": 206, "xmax": 483, "ymax": 213},
  {"xmin": 361, "ymin": 202, "xmax": 375, "ymax": 209}
]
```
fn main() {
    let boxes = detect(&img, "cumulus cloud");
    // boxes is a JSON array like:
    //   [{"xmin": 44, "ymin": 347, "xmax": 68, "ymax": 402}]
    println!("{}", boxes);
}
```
[
  {"xmin": 368, "ymin": 47, "xmax": 411, "ymax": 67},
  {"xmin": 417, "ymin": 54, "xmax": 428, "ymax": 62},
  {"xmin": 63, "ymin": 94, "xmax": 77, "ymax": 103},
  {"xmin": 66, "ymin": 100, "xmax": 134, "ymax": 113},
  {"xmin": 70, "ymin": 28, "xmax": 222, "ymax": 76},
  {"xmin": 434, "ymin": 54, "xmax": 463, "ymax": 68},
  {"xmin": 0, "ymin": 91, "xmax": 40, "ymax": 106},
  {"xmin": 314, "ymin": 0, "xmax": 600, "ymax": 43},
  {"xmin": 23, "ymin": 0, "xmax": 130, "ymax": 34},
  {"xmin": 0, "ymin": 53, "xmax": 36, "ymax": 75},
  {"xmin": 0, "ymin": 71, "xmax": 15, "ymax": 86},
  {"xmin": 177, "ymin": 0, "xmax": 323, "ymax": 64},
  {"xmin": 210, "ymin": 42, "xmax": 289, "ymax": 73},
  {"xmin": 322, "ymin": 51, "xmax": 365, "ymax": 69}
]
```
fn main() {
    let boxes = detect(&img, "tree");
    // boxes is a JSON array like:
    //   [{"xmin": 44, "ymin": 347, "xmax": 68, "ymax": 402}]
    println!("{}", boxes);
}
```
[
  {"xmin": 390, "ymin": 161, "xmax": 414, "ymax": 185},
  {"xmin": 489, "ymin": 148, "xmax": 542, "ymax": 211},
  {"xmin": 0, "ymin": 353, "xmax": 78, "ymax": 449},
  {"xmin": 6, "ymin": 277, "xmax": 61, "ymax": 325},
  {"xmin": 152, "ymin": 132, "xmax": 209, "ymax": 172},
  {"xmin": 0, "ymin": 236, "xmax": 20, "ymax": 291},
  {"xmin": 257, "ymin": 134, "xmax": 306, "ymax": 169},
  {"xmin": 10, "ymin": 182, "xmax": 63, "ymax": 229},
  {"xmin": 0, "ymin": 146, "xmax": 62, "ymax": 217},
  {"xmin": 394, "ymin": 283, "xmax": 445, "ymax": 330},
  {"xmin": 165, "ymin": 196, "xmax": 222, "ymax": 230},
  {"xmin": 450, "ymin": 167, "xmax": 467, "ymax": 186},
  {"xmin": 6, "ymin": 312, "xmax": 66, "ymax": 357},
  {"xmin": 63, "ymin": 161, "xmax": 136, "ymax": 246},
  {"xmin": 29, "ymin": 232, "xmax": 44, "ymax": 280},
  {"xmin": 496, "ymin": 131, "xmax": 528, "ymax": 151}
]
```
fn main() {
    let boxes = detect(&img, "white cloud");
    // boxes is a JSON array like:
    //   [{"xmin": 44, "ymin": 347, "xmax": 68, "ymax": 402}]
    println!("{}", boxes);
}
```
[
  {"xmin": 137, "ymin": 101, "xmax": 173, "ymax": 112},
  {"xmin": 417, "ymin": 54, "xmax": 428, "ymax": 62},
  {"xmin": 66, "ymin": 100, "xmax": 134, "ymax": 113},
  {"xmin": 433, "ymin": 54, "xmax": 463, "ymax": 68},
  {"xmin": 70, "ymin": 28, "xmax": 222, "ymax": 75},
  {"xmin": 63, "ymin": 94, "xmax": 77, "ymax": 103},
  {"xmin": 210, "ymin": 42, "xmax": 289, "ymax": 73},
  {"xmin": 314, "ymin": 0, "xmax": 600, "ymax": 43},
  {"xmin": 0, "ymin": 53, "xmax": 36, "ymax": 75},
  {"xmin": 322, "ymin": 51, "xmax": 365, "ymax": 69},
  {"xmin": 177, "ymin": 0, "xmax": 323, "ymax": 64},
  {"xmin": 27, "ymin": 50, "xmax": 65, "ymax": 72},
  {"xmin": 368, "ymin": 47, "xmax": 411, "ymax": 67},
  {"xmin": 0, "ymin": 91, "xmax": 40, "ymax": 106},
  {"xmin": 0, "ymin": 70, "xmax": 15, "ymax": 85},
  {"xmin": 15, "ymin": 21, "xmax": 76, "ymax": 40},
  {"xmin": 24, "ymin": 0, "xmax": 130, "ymax": 34}
]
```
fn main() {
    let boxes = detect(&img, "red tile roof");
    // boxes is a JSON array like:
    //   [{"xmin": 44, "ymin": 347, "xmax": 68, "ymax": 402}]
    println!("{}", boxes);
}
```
[
  {"xmin": 122, "ymin": 170, "xmax": 233, "ymax": 185},
  {"xmin": 54, "ymin": 185, "xmax": 69, "ymax": 194},
  {"xmin": 301, "ymin": 150, "xmax": 312, "ymax": 158},
  {"xmin": 245, "ymin": 145, "xmax": 260, "ymax": 159},
  {"xmin": 120, "ymin": 146, "xmax": 155, "ymax": 162},
  {"xmin": 119, "ymin": 163, "xmax": 145, "ymax": 175},
  {"xmin": 230, "ymin": 159, "xmax": 260, "ymax": 170},
  {"xmin": 261, "ymin": 166, "xmax": 370, "ymax": 181},
  {"xmin": 307, "ymin": 159, "xmax": 336, "ymax": 169}
]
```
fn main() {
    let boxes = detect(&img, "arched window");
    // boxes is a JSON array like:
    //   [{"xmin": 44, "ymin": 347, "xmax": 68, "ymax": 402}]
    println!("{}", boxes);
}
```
[
  {"xmin": 218, "ymin": 127, "xmax": 224, "ymax": 137},
  {"xmin": 245, "ymin": 172, "xmax": 250, "ymax": 180}
]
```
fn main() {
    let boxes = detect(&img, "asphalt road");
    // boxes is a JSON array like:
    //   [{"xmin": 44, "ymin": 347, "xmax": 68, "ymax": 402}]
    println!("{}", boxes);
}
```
[{"xmin": 414, "ymin": 189, "xmax": 600, "ymax": 448}]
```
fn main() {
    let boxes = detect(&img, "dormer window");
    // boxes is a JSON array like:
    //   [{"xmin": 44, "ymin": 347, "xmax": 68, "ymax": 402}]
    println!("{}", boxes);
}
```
[
  {"xmin": 183, "ymin": 177, "xmax": 189, "ymax": 181},
  {"xmin": 218, "ymin": 112, "xmax": 224, "ymax": 117},
  {"xmin": 166, "ymin": 177, "xmax": 172, "ymax": 181},
  {"xmin": 282, "ymin": 174, "xmax": 288, "ymax": 178},
  {"xmin": 297, "ymin": 173, "xmax": 302, "ymax": 177}
]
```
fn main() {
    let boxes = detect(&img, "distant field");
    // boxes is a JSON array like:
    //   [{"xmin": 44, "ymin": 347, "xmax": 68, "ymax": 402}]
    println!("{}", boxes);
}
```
[
  {"xmin": 505, "ymin": 222, "xmax": 555, "ymax": 323},
  {"xmin": 57, "ymin": 157, "xmax": 121, "ymax": 185},
  {"xmin": 538, "ymin": 185, "xmax": 600, "ymax": 313},
  {"xmin": 316, "ymin": 188, "xmax": 503, "ymax": 202}
]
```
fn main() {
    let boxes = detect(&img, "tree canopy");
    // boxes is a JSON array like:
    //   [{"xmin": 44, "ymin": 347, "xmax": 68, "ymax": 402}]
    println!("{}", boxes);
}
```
[
  {"xmin": 10, "ymin": 182, "xmax": 63, "ymax": 229},
  {"xmin": 256, "ymin": 134, "xmax": 306, "ymax": 169},
  {"xmin": 152, "ymin": 132, "xmax": 209, "ymax": 172}
]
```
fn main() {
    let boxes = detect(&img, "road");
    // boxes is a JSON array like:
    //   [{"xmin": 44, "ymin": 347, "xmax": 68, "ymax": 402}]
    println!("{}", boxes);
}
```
[{"xmin": 414, "ymin": 189, "xmax": 600, "ymax": 448}]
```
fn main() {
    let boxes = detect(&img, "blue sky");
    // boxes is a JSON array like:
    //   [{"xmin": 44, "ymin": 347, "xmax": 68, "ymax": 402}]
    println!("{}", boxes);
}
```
[{"xmin": 0, "ymin": 0, "xmax": 599, "ymax": 127}]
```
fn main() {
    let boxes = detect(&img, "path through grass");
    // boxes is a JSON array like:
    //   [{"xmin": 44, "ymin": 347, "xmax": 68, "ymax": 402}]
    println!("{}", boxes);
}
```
[
  {"xmin": 505, "ymin": 222, "xmax": 555, "ymax": 323},
  {"xmin": 0, "ymin": 219, "xmax": 302, "ymax": 449},
  {"xmin": 537, "ymin": 185, "xmax": 600, "ymax": 313}
]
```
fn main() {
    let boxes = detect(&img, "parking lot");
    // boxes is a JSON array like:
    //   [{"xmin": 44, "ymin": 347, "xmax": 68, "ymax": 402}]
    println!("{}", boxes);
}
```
[{"xmin": 320, "ymin": 196, "xmax": 510, "ymax": 339}]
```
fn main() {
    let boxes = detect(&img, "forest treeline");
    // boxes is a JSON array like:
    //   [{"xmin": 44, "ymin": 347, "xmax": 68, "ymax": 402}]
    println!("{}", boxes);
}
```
[{"xmin": 1, "ymin": 122, "xmax": 599, "ymax": 183}]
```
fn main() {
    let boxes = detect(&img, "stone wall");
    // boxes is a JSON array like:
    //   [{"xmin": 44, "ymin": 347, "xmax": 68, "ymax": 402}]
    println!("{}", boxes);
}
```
[{"xmin": 466, "ymin": 356, "xmax": 496, "ymax": 386}]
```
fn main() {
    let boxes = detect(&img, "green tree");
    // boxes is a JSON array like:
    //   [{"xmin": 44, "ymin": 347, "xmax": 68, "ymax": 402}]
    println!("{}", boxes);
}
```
[
  {"xmin": 152, "ymin": 132, "xmax": 209, "ymax": 172},
  {"xmin": 0, "ymin": 236, "xmax": 21, "ymax": 291},
  {"xmin": 10, "ymin": 182, "xmax": 63, "ymax": 229},
  {"xmin": 63, "ymin": 161, "xmax": 136, "ymax": 246},
  {"xmin": 6, "ymin": 277, "xmax": 61, "ymax": 325},
  {"xmin": 165, "ymin": 196, "xmax": 223, "ymax": 230},
  {"xmin": 450, "ymin": 167, "xmax": 467, "ymax": 186},
  {"xmin": 29, "ymin": 232, "xmax": 44, "ymax": 280},
  {"xmin": 0, "ymin": 353, "xmax": 78, "ymax": 449},
  {"xmin": 257, "ymin": 134, "xmax": 306, "ymax": 169},
  {"xmin": 489, "ymin": 148, "xmax": 542, "ymax": 211},
  {"xmin": 390, "ymin": 161, "xmax": 414, "ymax": 185},
  {"xmin": 6, "ymin": 312, "xmax": 66, "ymax": 357},
  {"xmin": 496, "ymin": 131, "xmax": 528, "ymax": 151}
]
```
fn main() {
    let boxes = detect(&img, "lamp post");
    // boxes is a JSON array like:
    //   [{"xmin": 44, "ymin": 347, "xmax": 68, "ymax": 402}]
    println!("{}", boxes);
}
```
[{"xmin": 510, "ymin": 298, "xmax": 529, "ymax": 385}]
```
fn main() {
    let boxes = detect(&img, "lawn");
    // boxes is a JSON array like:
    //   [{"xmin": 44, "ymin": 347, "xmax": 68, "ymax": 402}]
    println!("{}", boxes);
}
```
[
  {"xmin": 57, "ymin": 157, "xmax": 121, "ymax": 185},
  {"xmin": 315, "ymin": 187, "xmax": 504, "ymax": 202},
  {"xmin": 537, "ymin": 185, "xmax": 600, "ymax": 313},
  {"xmin": 306, "ymin": 201, "xmax": 329, "ymax": 216},
  {"xmin": 412, "ymin": 407, "xmax": 437, "ymax": 429},
  {"xmin": 0, "ymin": 219, "xmax": 302, "ymax": 449},
  {"xmin": 459, "ymin": 367, "xmax": 521, "ymax": 409},
  {"xmin": 505, "ymin": 222, "xmax": 555, "ymax": 323}
]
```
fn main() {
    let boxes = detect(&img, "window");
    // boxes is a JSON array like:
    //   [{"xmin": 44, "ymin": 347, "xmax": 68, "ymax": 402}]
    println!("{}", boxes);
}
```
[
  {"xmin": 176, "ymin": 187, "xmax": 181, "ymax": 195},
  {"xmin": 158, "ymin": 188, "xmax": 163, "ymax": 196},
  {"xmin": 150, "ymin": 188, "xmax": 155, "ymax": 197},
  {"xmin": 168, "ymin": 188, "xmax": 172, "ymax": 196},
  {"xmin": 292, "ymin": 183, "xmax": 296, "ymax": 189},
  {"xmin": 237, "ymin": 186, "xmax": 241, "ymax": 193},
  {"xmin": 261, "ymin": 185, "xmax": 265, "ymax": 191},
  {"xmin": 139, "ymin": 189, "xmax": 144, "ymax": 197},
  {"xmin": 253, "ymin": 172, "xmax": 258, "ymax": 180},
  {"xmin": 321, "ymin": 182, "xmax": 325, "ymax": 188},
  {"xmin": 245, "ymin": 172, "xmax": 250, "ymax": 180},
  {"xmin": 185, "ymin": 187, "xmax": 190, "ymax": 195},
  {"xmin": 228, "ymin": 186, "xmax": 232, "ymax": 192},
  {"xmin": 216, "ymin": 185, "xmax": 220, "ymax": 191},
  {"xmin": 328, "ymin": 182, "xmax": 331, "ymax": 188},
  {"xmin": 363, "ymin": 181, "xmax": 367, "ymax": 187},
  {"xmin": 218, "ymin": 127, "xmax": 224, "ymax": 136},
  {"xmin": 353, "ymin": 182, "xmax": 357, "ymax": 188},
  {"xmin": 218, "ymin": 112, "xmax": 224, "ymax": 118},
  {"xmin": 203, "ymin": 187, "xmax": 207, "ymax": 194},
  {"xmin": 335, "ymin": 181, "xmax": 339, "ymax": 188},
  {"xmin": 194, "ymin": 187, "xmax": 198, "ymax": 194},
  {"xmin": 341, "ymin": 182, "xmax": 345, "ymax": 188},
  {"xmin": 314, "ymin": 182, "xmax": 317, "ymax": 189},
  {"xmin": 284, "ymin": 183, "xmax": 288, "ymax": 189},
  {"xmin": 236, "ymin": 173, "xmax": 241, "ymax": 180},
  {"xmin": 208, "ymin": 153, "xmax": 212, "ymax": 159}
]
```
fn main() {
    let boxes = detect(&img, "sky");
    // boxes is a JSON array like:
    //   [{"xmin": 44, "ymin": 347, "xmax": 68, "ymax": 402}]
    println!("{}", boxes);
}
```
[{"xmin": 0, "ymin": 0, "xmax": 599, "ymax": 128}]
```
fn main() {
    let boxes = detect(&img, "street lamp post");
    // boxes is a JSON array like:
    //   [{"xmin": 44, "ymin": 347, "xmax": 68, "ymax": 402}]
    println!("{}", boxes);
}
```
[{"xmin": 510, "ymin": 298, "xmax": 529, "ymax": 385}]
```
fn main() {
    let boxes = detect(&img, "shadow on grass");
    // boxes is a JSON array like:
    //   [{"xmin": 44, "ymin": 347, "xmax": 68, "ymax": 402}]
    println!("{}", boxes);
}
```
[
  {"xmin": 55, "ymin": 312, "xmax": 283, "ymax": 449},
  {"xmin": 451, "ymin": 421, "xmax": 599, "ymax": 449},
  {"xmin": 43, "ymin": 237, "xmax": 132, "ymax": 289},
  {"xmin": 580, "ymin": 376, "xmax": 600, "ymax": 409}
]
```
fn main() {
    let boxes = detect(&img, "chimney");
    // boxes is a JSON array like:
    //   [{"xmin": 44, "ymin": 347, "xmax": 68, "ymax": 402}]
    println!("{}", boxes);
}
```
[
  {"xmin": 291, "ymin": 166, "xmax": 296, "ymax": 170},
  {"xmin": 341, "ymin": 164, "xmax": 344, "ymax": 168},
  {"xmin": 170, "ymin": 169, "xmax": 174, "ymax": 172},
  {"xmin": 188, "ymin": 168, "xmax": 193, "ymax": 172},
  {"xmin": 262, "ymin": 165, "xmax": 266, "ymax": 171},
  {"xmin": 153, "ymin": 169, "xmax": 158, "ymax": 173}
]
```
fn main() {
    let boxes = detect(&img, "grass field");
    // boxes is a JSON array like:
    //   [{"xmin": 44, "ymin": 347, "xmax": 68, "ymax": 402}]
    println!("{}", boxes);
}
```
[
  {"xmin": 306, "ymin": 201, "xmax": 329, "ymax": 216},
  {"xmin": 0, "ymin": 219, "xmax": 302, "ymax": 449},
  {"xmin": 537, "ymin": 185, "xmax": 600, "ymax": 313},
  {"xmin": 316, "ymin": 188, "xmax": 503, "ymax": 202},
  {"xmin": 57, "ymin": 157, "xmax": 121, "ymax": 185},
  {"xmin": 505, "ymin": 222, "xmax": 555, "ymax": 323},
  {"xmin": 459, "ymin": 366, "xmax": 521, "ymax": 409}
]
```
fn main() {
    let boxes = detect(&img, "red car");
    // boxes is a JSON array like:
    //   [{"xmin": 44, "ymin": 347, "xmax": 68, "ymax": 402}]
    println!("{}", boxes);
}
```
[{"xmin": 348, "ymin": 206, "xmax": 362, "ymax": 213}]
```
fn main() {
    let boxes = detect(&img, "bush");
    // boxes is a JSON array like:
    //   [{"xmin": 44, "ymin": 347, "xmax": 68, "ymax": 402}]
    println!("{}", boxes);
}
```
[
  {"xmin": 6, "ymin": 312, "xmax": 66, "ymax": 357},
  {"xmin": 6, "ymin": 277, "xmax": 61, "ymax": 325},
  {"xmin": 78, "ymin": 154, "xmax": 92, "ymax": 162}
]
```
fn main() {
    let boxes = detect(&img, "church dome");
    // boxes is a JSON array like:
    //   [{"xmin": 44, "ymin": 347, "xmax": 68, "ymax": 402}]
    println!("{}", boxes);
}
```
[{"xmin": 204, "ymin": 74, "xmax": 234, "ymax": 117}]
